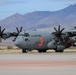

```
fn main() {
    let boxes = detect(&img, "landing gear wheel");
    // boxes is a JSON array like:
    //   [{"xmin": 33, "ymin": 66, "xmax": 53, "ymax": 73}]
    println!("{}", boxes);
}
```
[
  {"xmin": 38, "ymin": 50, "xmax": 42, "ymax": 53},
  {"xmin": 59, "ymin": 50, "xmax": 63, "ymax": 52},
  {"xmin": 22, "ymin": 49, "xmax": 28, "ymax": 53},
  {"xmin": 43, "ymin": 50, "xmax": 47, "ymax": 53},
  {"xmin": 55, "ymin": 50, "xmax": 63, "ymax": 53},
  {"xmin": 38, "ymin": 50, "xmax": 47, "ymax": 53},
  {"xmin": 55, "ymin": 50, "xmax": 59, "ymax": 52}
]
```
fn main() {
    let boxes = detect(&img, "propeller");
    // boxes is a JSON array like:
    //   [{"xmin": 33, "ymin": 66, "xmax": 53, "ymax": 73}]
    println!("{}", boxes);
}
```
[
  {"xmin": 53, "ymin": 25, "xmax": 65, "ymax": 37},
  {"xmin": 11, "ymin": 26, "xmax": 23, "ymax": 36},
  {"xmin": 16, "ymin": 26, "xmax": 22, "ymax": 34},
  {"xmin": 52, "ymin": 25, "xmax": 68, "ymax": 52},
  {"xmin": 13, "ymin": 26, "xmax": 23, "ymax": 41},
  {"xmin": 0, "ymin": 26, "xmax": 5, "ymax": 42},
  {"xmin": 52, "ymin": 25, "xmax": 65, "ymax": 43}
]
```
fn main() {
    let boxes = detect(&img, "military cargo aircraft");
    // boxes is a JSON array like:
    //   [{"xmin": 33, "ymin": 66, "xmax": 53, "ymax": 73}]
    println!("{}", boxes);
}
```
[{"xmin": 0, "ymin": 25, "xmax": 76, "ymax": 53}]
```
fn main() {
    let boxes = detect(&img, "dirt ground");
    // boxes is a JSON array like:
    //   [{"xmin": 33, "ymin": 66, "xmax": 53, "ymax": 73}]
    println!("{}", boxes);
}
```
[{"xmin": 0, "ymin": 52, "xmax": 76, "ymax": 75}]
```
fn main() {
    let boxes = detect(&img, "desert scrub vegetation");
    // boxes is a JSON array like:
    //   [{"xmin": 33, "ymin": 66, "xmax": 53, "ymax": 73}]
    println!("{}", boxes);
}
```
[{"xmin": 7, "ymin": 46, "xmax": 13, "ymax": 49}]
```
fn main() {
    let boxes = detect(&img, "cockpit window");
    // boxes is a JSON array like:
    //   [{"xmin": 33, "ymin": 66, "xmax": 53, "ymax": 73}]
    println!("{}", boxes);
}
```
[
  {"xmin": 19, "ymin": 34, "xmax": 24, "ymax": 36},
  {"xmin": 24, "ymin": 33, "xmax": 30, "ymax": 37}
]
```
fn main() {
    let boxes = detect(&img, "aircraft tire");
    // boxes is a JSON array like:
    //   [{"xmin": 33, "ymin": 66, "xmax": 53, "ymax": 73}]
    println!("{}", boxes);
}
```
[
  {"xmin": 59, "ymin": 50, "xmax": 64, "ymax": 52},
  {"xmin": 38, "ymin": 50, "xmax": 43, "ymax": 53},
  {"xmin": 22, "ymin": 49, "xmax": 28, "ymax": 53},
  {"xmin": 43, "ymin": 50, "xmax": 47, "ymax": 53},
  {"xmin": 55, "ymin": 50, "xmax": 63, "ymax": 52},
  {"xmin": 55, "ymin": 50, "xmax": 59, "ymax": 52}
]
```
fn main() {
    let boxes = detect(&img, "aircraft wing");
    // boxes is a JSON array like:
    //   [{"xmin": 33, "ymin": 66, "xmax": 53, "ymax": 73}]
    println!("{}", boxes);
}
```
[
  {"xmin": 63, "ymin": 30, "xmax": 76, "ymax": 37},
  {"xmin": 0, "ymin": 26, "xmax": 23, "ymax": 42}
]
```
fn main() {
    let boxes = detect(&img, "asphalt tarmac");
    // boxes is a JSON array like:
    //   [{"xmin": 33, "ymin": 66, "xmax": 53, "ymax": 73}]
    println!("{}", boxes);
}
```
[{"xmin": 0, "ymin": 52, "xmax": 76, "ymax": 75}]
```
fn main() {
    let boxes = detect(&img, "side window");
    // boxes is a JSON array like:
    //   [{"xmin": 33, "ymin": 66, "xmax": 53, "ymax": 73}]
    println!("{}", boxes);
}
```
[
  {"xmin": 25, "ymin": 38, "xmax": 28, "ymax": 41},
  {"xmin": 24, "ymin": 33, "xmax": 30, "ymax": 37}
]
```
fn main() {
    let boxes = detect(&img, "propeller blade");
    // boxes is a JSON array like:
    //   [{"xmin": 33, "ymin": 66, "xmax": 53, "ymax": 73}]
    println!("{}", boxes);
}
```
[
  {"xmin": 58, "ymin": 25, "xmax": 60, "ymax": 31},
  {"xmin": 16, "ymin": 27, "xmax": 19, "ymax": 33},
  {"xmin": 20, "ymin": 26, "xmax": 22, "ymax": 32},
  {"xmin": 61, "ymin": 28, "xmax": 65, "ymax": 32},
  {"xmin": 54, "ymin": 27, "xmax": 57, "ymax": 32},
  {"xmin": 1, "ymin": 28, "xmax": 5, "ymax": 33},
  {"xmin": 0, "ymin": 26, "xmax": 6, "ymax": 42}
]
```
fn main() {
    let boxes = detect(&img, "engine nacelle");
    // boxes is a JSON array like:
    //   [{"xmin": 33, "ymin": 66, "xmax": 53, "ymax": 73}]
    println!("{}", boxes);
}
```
[
  {"xmin": 70, "ymin": 36, "xmax": 76, "ymax": 46},
  {"xmin": 66, "ymin": 37, "xmax": 76, "ymax": 48},
  {"xmin": 62, "ymin": 35, "xmax": 68, "ymax": 39},
  {"xmin": 56, "ymin": 45, "xmax": 65, "ymax": 52},
  {"xmin": 47, "ymin": 40, "xmax": 56, "ymax": 49}
]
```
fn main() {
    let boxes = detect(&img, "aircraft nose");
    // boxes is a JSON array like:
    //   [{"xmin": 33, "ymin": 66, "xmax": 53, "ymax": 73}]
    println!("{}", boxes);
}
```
[
  {"xmin": 14, "ymin": 37, "xmax": 26, "ymax": 49},
  {"xmin": 14, "ymin": 36, "xmax": 23, "ymax": 48},
  {"xmin": 14, "ymin": 39, "xmax": 21, "ymax": 47}
]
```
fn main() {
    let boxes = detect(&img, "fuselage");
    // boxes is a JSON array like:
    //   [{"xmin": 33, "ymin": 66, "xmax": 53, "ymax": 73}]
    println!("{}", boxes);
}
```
[{"xmin": 15, "ymin": 30, "xmax": 55, "ymax": 51}]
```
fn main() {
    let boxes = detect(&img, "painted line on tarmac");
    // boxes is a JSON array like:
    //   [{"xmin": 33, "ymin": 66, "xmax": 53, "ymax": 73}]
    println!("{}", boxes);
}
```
[{"xmin": 0, "ymin": 60, "xmax": 76, "ymax": 66}]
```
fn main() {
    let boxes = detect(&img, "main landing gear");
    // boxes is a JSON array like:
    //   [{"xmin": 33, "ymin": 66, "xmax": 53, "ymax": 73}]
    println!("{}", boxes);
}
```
[
  {"xmin": 22, "ymin": 49, "xmax": 28, "ymax": 53},
  {"xmin": 38, "ymin": 50, "xmax": 47, "ymax": 53},
  {"xmin": 55, "ymin": 49, "xmax": 64, "ymax": 52}
]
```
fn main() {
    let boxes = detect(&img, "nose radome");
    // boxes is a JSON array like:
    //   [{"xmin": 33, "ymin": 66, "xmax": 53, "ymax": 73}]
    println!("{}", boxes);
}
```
[
  {"xmin": 14, "ymin": 36, "xmax": 27, "ymax": 49},
  {"xmin": 14, "ymin": 37, "xmax": 25, "ymax": 49},
  {"xmin": 14, "ymin": 39, "xmax": 20, "ymax": 47},
  {"xmin": 14, "ymin": 36, "xmax": 22, "ymax": 46}
]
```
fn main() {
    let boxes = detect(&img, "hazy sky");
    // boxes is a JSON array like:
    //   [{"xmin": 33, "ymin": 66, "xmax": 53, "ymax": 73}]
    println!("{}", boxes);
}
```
[{"xmin": 0, "ymin": 0, "xmax": 76, "ymax": 20}]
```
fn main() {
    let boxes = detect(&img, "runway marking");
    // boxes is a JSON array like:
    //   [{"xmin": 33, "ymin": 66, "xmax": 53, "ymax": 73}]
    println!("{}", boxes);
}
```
[{"xmin": 0, "ymin": 60, "xmax": 76, "ymax": 66}]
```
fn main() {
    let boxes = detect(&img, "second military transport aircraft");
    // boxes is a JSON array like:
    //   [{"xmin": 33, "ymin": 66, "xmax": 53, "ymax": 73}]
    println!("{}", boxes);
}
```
[{"xmin": 0, "ymin": 25, "xmax": 76, "ymax": 53}]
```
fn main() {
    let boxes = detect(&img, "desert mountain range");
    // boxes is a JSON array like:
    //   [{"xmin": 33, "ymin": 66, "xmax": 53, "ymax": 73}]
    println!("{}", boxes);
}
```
[{"xmin": 0, "ymin": 4, "xmax": 76, "ymax": 31}]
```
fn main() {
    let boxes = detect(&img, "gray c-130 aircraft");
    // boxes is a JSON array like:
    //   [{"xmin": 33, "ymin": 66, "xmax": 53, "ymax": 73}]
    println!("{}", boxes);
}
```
[{"xmin": 0, "ymin": 25, "xmax": 76, "ymax": 53}]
